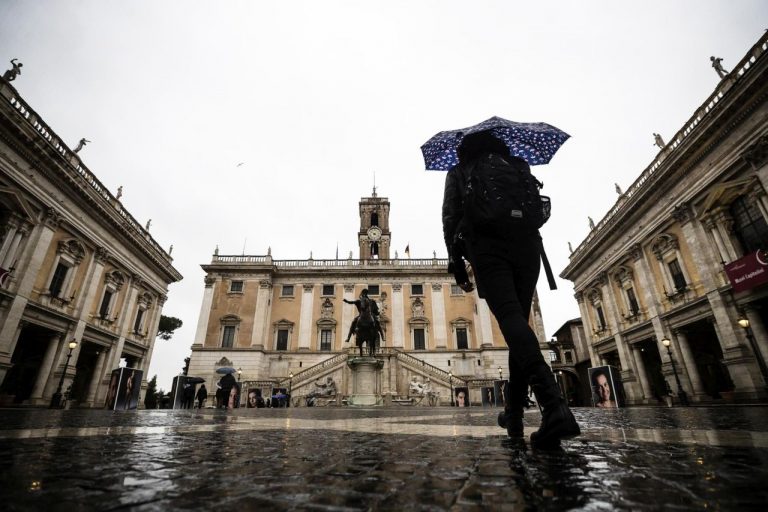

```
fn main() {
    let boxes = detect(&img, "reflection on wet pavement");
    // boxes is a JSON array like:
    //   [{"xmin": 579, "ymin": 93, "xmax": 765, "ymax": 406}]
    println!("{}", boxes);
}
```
[{"xmin": 1, "ymin": 406, "xmax": 767, "ymax": 510}]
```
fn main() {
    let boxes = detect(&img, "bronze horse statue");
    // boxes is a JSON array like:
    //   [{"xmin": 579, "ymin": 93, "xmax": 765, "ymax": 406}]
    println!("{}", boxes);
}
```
[{"xmin": 353, "ymin": 296, "xmax": 380, "ymax": 357}]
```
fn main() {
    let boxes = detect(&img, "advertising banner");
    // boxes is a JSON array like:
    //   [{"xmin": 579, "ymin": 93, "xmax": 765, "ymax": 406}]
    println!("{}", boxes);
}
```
[
  {"xmin": 588, "ymin": 365, "xmax": 624, "ymax": 408},
  {"xmin": 493, "ymin": 380, "xmax": 508, "ymax": 407},
  {"xmin": 481, "ymin": 386, "xmax": 495, "ymax": 407},
  {"xmin": 105, "ymin": 367, "xmax": 143, "ymax": 411},
  {"xmin": 454, "ymin": 386, "xmax": 470, "ymax": 407},
  {"xmin": 725, "ymin": 250, "xmax": 768, "ymax": 293}
]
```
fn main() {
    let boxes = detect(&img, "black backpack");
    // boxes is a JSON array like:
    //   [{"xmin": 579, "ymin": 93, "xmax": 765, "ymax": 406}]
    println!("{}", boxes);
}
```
[
  {"xmin": 460, "ymin": 152, "xmax": 557, "ymax": 290},
  {"xmin": 463, "ymin": 153, "xmax": 550, "ymax": 232}
]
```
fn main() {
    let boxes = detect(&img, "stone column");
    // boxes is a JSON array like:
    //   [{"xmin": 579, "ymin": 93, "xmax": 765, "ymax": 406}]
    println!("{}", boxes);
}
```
[
  {"xmin": 474, "ymin": 292, "xmax": 494, "ymax": 348},
  {"xmin": 250, "ymin": 279, "xmax": 272, "ymax": 349},
  {"xmin": 630, "ymin": 345, "xmax": 651, "ymax": 401},
  {"xmin": 0, "ymin": 214, "xmax": 20, "ymax": 264},
  {"xmin": 193, "ymin": 276, "xmax": 216, "ymax": 345},
  {"xmin": 673, "ymin": 203, "xmax": 720, "ymax": 290},
  {"xmin": 1, "ymin": 226, "xmax": 25, "ymax": 270},
  {"xmin": 600, "ymin": 272, "xmax": 638, "ymax": 401},
  {"xmin": 745, "ymin": 306, "xmax": 768, "ymax": 370},
  {"xmin": 430, "ymin": 283, "xmax": 448, "ymax": 349},
  {"xmin": 673, "ymin": 330, "xmax": 705, "ymax": 398},
  {"xmin": 390, "ymin": 284, "xmax": 404, "ymax": 348},
  {"xmin": 29, "ymin": 333, "xmax": 62, "ymax": 403},
  {"xmin": 297, "ymin": 284, "xmax": 314, "ymax": 350},
  {"xmin": 84, "ymin": 349, "xmax": 107, "ymax": 406},
  {"xmin": 575, "ymin": 292, "xmax": 598, "ymax": 365},
  {"xmin": 0, "ymin": 210, "xmax": 60, "ymax": 383}
]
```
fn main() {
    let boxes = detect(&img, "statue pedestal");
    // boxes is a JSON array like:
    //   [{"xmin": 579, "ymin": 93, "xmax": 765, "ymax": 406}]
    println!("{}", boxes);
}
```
[{"xmin": 347, "ymin": 356, "xmax": 384, "ymax": 406}]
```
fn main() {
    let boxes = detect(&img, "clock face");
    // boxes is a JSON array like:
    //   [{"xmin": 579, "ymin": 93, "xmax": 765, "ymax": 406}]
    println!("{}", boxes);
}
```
[{"xmin": 367, "ymin": 227, "xmax": 382, "ymax": 241}]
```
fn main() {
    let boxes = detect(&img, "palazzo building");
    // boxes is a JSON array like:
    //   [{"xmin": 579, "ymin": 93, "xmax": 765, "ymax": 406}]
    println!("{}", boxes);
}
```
[
  {"xmin": 187, "ymin": 191, "xmax": 550, "ymax": 405},
  {"xmin": 561, "ymin": 33, "xmax": 768, "ymax": 405},
  {"xmin": 0, "ymin": 76, "xmax": 182, "ymax": 407}
]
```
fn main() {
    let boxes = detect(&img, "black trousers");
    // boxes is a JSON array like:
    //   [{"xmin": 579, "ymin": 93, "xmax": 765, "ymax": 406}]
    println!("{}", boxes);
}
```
[{"xmin": 468, "ymin": 232, "xmax": 548, "ymax": 406}]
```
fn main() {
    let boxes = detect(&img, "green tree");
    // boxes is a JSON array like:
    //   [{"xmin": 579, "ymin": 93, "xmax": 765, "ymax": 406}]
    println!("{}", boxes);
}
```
[
  {"xmin": 145, "ymin": 375, "xmax": 158, "ymax": 409},
  {"xmin": 157, "ymin": 315, "xmax": 183, "ymax": 340}
]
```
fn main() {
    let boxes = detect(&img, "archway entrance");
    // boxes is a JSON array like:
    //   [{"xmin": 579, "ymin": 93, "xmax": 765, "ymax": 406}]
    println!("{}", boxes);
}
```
[
  {"xmin": 0, "ymin": 324, "xmax": 56, "ymax": 404},
  {"xmin": 636, "ymin": 338, "xmax": 666, "ymax": 403},
  {"xmin": 684, "ymin": 320, "xmax": 734, "ymax": 399}
]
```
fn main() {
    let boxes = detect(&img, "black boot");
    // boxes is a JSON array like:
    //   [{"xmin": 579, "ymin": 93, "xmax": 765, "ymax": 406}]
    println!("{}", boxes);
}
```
[
  {"xmin": 529, "ymin": 366, "xmax": 580, "ymax": 448},
  {"xmin": 497, "ymin": 380, "xmax": 526, "ymax": 438}
]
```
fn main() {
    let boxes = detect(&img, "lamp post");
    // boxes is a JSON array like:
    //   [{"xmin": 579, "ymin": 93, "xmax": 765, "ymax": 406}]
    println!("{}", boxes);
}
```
[
  {"xmin": 50, "ymin": 339, "xmax": 78, "ymax": 408},
  {"xmin": 738, "ymin": 314, "xmax": 768, "ymax": 392},
  {"xmin": 498, "ymin": 366, "xmax": 503, "ymax": 380},
  {"xmin": 448, "ymin": 371, "xmax": 454, "ymax": 406},
  {"xmin": 237, "ymin": 368, "xmax": 242, "ymax": 382},
  {"xmin": 661, "ymin": 337, "xmax": 689, "ymax": 406},
  {"xmin": 287, "ymin": 372, "xmax": 293, "ymax": 408}
]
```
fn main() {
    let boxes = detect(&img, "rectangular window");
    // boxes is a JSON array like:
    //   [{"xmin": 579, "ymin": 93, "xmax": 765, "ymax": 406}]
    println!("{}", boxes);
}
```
[
  {"xmin": 549, "ymin": 350, "xmax": 558, "ymax": 362},
  {"xmin": 276, "ymin": 329, "xmax": 289, "ymax": 350},
  {"xmin": 281, "ymin": 285, "xmax": 294, "ymax": 297},
  {"xmin": 322, "ymin": 284, "xmax": 335, "ymax": 296},
  {"xmin": 451, "ymin": 284, "xmax": 463, "ymax": 295},
  {"xmin": 222, "ymin": 326, "xmax": 235, "ymax": 348},
  {"xmin": 411, "ymin": 284, "xmax": 423, "ymax": 295},
  {"xmin": 230, "ymin": 280, "xmax": 244, "ymax": 293},
  {"xmin": 49, "ymin": 262, "xmax": 69, "ymax": 297},
  {"xmin": 626, "ymin": 287, "xmax": 639, "ymax": 315},
  {"xmin": 414, "ymin": 328, "xmax": 425, "ymax": 350},
  {"xmin": 565, "ymin": 351, "xmax": 574, "ymax": 363},
  {"xmin": 668, "ymin": 259, "xmax": 687, "ymax": 291},
  {"xmin": 456, "ymin": 328, "xmax": 468, "ymax": 350},
  {"xmin": 99, "ymin": 290, "xmax": 113, "ymax": 318},
  {"xmin": 320, "ymin": 329, "xmax": 332, "ymax": 351},
  {"xmin": 367, "ymin": 284, "xmax": 380, "ymax": 296},
  {"xmin": 596, "ymin": 306, "xmax": 606, "ymax": 330},
  {"xmin": 133, "ymin": 309, "xmax": 145, "ymax": 334}
]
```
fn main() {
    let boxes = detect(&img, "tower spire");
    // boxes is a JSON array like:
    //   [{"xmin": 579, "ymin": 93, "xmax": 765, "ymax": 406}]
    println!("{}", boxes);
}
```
[{"xmin": 372, "ymin": 171, "xmax": 377, "ymax": 197}]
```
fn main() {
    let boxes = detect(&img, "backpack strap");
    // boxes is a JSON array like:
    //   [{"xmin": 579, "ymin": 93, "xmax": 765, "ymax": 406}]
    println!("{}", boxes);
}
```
[{"xmin": 538, "ymin": 237, "xmax": 557, "ymax": 290}]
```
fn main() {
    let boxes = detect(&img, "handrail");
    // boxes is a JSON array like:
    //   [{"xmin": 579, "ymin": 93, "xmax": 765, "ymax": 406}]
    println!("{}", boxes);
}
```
[
  {"xmin": 0, "ymin": 79, "xmax": 175, "ymax": 267},
  {"xmin": 288, "ymin": 352, "xmax": 349, "ymax": 387},
  {"xmin": 381, "ymin": 347, "xmax": 465, "ymax": 385},
  {"xmin": 568, "ymin": 32, "xmax": 768, "ymax": 262}
]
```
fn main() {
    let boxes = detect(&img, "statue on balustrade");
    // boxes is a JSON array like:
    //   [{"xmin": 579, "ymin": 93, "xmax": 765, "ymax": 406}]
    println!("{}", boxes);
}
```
[
  {"xmin": 710, "ymin": 56, "xmax": 728, "ymax": 79},
  {"xmin": 2, "ymin": 58, "xmax": 22, "ymax": 81}
]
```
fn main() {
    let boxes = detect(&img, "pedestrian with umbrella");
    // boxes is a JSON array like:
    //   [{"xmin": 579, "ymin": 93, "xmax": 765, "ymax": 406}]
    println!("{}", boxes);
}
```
[
  {"xmin": 425, "ymin": 116, "xmax": 580, "ymax": 449},
  {"xmin": 215, "ymin": 367, "xmax": 237, "ymax": 409},
  {"xmin": 195, "ymin": 383, "xmax": 208, "ymax": 409}
]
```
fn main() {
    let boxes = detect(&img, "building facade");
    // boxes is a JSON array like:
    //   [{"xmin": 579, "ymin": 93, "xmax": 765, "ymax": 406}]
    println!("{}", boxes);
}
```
[
  {"xmin": 0, "ymin": 77, "xmax": 182, "ymax": 407},
  {"xmin": 561, "ymin": 33, "xmax": 768, "ymax": 405},
  {"xmin": 188, "ymin": 191, "xmax": 550, "ymax": 405}
]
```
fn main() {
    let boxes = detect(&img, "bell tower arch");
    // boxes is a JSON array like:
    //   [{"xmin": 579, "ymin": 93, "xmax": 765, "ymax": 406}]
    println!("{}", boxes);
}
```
[{"xmin": 358, "ymin": 187, "xmax": 391, "ymax": 260}]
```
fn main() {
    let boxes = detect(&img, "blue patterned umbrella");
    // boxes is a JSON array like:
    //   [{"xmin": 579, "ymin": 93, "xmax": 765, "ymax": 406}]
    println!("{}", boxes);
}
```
[{"xmin": 421, "ymin": 116, "xmax": 570, "ymax": 170}]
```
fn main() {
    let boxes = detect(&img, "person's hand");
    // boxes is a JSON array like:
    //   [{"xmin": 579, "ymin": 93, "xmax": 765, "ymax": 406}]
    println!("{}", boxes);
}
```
[{"xmin": 458, "ymin": 281, "xmax": 474, "ymax": 292}]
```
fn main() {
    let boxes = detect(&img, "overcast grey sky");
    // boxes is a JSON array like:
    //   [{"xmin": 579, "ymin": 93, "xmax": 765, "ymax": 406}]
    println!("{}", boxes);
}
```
[{"xmin": 1, "ymin": 1, "xmax": 766, "ymax": 391}]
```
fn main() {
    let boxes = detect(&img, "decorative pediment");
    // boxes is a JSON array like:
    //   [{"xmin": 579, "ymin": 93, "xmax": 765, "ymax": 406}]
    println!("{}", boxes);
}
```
[
  {"xmin": 651, "ymin": 233, "xmax": 679, "ymax": 259},
  {"xmin": 320, "ymin": 297, "xmax": 334, "ymax": 319},
  {"xmin": 57, "ymin": 238, "xmax": 86, "ymax": 263},
  {"xmin": 104, "ymin": 270, "xmax": 125, "ymax": 289},
  {"xmin": 220, "ymin": 314, "xmax": 241, "ymax": 325},
  {"xmin": 699, "ymin": 177, "xmax": 758, "ymax": 215},
  {"xmin": 216, "ymin": 357, "xmax": 233, "ymax": 366},
  {"xmin": 586, "ymin": 288, "xmax": 602, "ymax": 305},
  {"xmin": 612, "ymin": 265, "xmax": 634, "ymax": 285},
  {"xmin": 411, "ymin": 297, "xmax": 425, "ymax": 318}
]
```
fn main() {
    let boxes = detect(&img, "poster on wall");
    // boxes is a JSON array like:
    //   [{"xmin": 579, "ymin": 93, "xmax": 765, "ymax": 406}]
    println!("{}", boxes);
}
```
[
  {"xmin": 245, "ymin": 388, "xmax": 265, "ymax": 408},
  {"xmin": 454, "ymin": 386, "xmax": 470, "ymax": 407},
  {"xmin": 105, "ymin": 368, "xmax": 143, "ymax": 411},
  {"xmin": 481, "ymin": 387, "xmax": 495, "ymax": 407},
  {"xmin": 493, "ymin": 380, "xmax": 508, "ymax": 407},
  {"xmin": 588, "ymin": 365, "xmax": 624, "ymax": 408}
]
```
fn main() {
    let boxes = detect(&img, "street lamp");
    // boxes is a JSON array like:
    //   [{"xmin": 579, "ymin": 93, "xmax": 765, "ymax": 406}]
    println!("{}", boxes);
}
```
[
  {"xmin": 237, "ymin": 368, "xmax": 242, "ymax": 382},
  {"xmin": 498, "ymin": 366, "xmax": 503, "ymax": 380},
  {"xmin": 50, "ymin": 339, "xmax": 78, "ymax": 408},
  {"xmin": 661, "ymin": 336, "xmax": 689, "ymax": 406},
  {"xmin": 448, "ymin": 371, "xmax": 454, "ymax": 406},
  {"xmin": 737, "ymin": 314, "xmax": 768, "ymax": 392}
]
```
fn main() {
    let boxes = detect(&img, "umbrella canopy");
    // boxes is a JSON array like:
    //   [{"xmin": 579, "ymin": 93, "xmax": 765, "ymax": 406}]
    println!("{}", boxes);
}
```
[
  {"xmin": 185, "ymin": 376, "xmax": 206, "ymax": 384},
  {"xmin": 421, "ymin": 116, "xmax": 570, "ymax": 170},
  {"xmin": 215, "ymin": 367, "xmax": 237, "ymax": 374}
]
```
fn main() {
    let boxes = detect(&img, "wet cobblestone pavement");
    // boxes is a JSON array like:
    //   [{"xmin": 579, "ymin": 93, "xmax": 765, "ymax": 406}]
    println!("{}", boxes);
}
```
[{"xmin": 1, "ymin": 406, "xmax": 767, "ymax": 511}]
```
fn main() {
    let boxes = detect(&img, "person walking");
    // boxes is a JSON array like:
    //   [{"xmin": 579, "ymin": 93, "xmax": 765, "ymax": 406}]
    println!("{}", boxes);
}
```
[
  {"xmin": 441, "ymin": 131, "xmax": 580, "ymax": 448},
  {"xmin": 195, "ymin": 384, "xmax": 208, "ymax": 409}
]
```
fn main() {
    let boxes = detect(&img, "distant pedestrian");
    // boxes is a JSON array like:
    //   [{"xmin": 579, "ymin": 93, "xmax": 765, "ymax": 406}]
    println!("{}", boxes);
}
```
[{"xmin": 195, "ymin": 384, "xmax": 208, "ymax": 408}]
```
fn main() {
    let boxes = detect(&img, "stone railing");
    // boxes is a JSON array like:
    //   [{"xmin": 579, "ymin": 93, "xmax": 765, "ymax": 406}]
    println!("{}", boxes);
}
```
[
  {"xmin": 0, "ymin": 79, "xmax": 174, "ymax": 265},
  {"xmin": 569, "ymin": 32, "xmax": 768, "ymax": 261},
  {"xmin": 381, "ymin": 347, "xmax": 465, "ymax": 386},
  {"xmin": 210, "ymin": 255, "xmax": 450, "ymax": 269},
  {"xmin": 287, "ymin": 352, "xmax": 349, "ymax": 388}
]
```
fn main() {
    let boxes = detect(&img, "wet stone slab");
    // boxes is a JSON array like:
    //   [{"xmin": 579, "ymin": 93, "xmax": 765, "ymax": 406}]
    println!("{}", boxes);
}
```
[{"xmin": 0, "ymin": 406, "xmax": 767, "ymax": 511}]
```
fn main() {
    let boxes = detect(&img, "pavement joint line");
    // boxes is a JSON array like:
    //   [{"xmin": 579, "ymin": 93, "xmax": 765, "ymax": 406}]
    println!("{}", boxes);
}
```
[{"xmin": 1, "ymin": 415, "xmax": 767, "ymax": 448}]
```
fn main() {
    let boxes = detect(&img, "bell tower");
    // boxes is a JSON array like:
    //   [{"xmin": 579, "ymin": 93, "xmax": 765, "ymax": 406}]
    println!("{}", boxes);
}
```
[{"xmin": 358, "ymin": 187, "xmax": 391, "ymax": 260}]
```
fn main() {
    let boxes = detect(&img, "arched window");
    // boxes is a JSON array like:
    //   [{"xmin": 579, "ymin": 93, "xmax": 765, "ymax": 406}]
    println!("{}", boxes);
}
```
[{"xmin": 371, "ymin": 212, "xmax": 379, "ymax": 227}]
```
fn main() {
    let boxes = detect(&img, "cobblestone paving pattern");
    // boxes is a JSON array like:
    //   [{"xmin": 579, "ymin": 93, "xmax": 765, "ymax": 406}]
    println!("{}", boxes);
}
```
[{"xmin": 1, "ymin": 407, "xmax": 767, "ymax": 511}]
